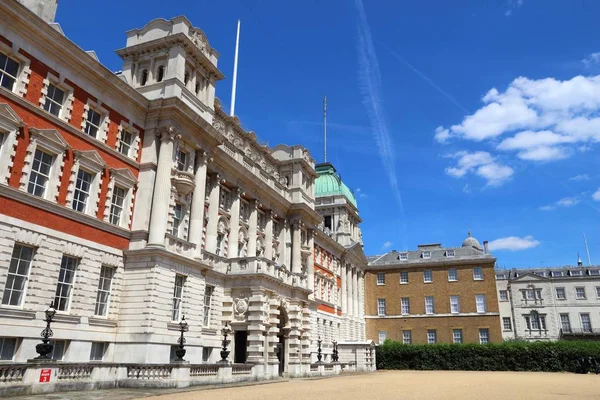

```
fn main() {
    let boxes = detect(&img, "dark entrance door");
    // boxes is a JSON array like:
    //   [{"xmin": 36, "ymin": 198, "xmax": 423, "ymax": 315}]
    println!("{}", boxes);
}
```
[
  {"xmin": 234, "ymin": 331, "xmax": 248, "ymax": 363},
  {"xmin": 276, "ymin": 338, "xmax": 285, "ymax": 375}
]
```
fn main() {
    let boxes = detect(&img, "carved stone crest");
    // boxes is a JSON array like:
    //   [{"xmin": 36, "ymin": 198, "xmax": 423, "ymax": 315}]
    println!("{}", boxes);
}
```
[{"xmin": 233, "ymin": 297, "xmax": 249, "ymax": 320}]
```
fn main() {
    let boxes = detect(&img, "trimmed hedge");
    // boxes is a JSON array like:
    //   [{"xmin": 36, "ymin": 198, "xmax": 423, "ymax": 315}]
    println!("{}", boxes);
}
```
[{"xmin": 376, "ymin": 340, "xmax": 600, "ymax": 372}]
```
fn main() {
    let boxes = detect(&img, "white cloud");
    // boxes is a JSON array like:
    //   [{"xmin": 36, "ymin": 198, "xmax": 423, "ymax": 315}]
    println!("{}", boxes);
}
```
[
  {"xmin": 382, "ymin": 241, "xmax": 392, "ymax": 249},
  {"xmin": 539, "ymin": 196, "xmax": 580, "ymax": 211},
  {"xmin": 444, "ymin": 151, "xmax": 514, "ymax": 186},
  {"xmin": 435, "ymin": 75, "xmax": 600, "ymax": 165},
  {"xmin": 582, "ymin": 52, "xmax": 600, "ymax": 68},
  {"xmin": 570, "ymin": 174, "xmax": 590, "ymax": 181},
  {"xmin": 505, "ymin": 0, "xmax": 523, "ymax": 17},
  {"xmin": 434, "ymin": 126, "xmax": 450, "ymax": 143},
  {"xmin": 487, "ymin": 235, "xmax": 540, "ymax": 251},
  {"xmin": 593, "ymin": 188, "xmax": 600, "ymax": 201}
]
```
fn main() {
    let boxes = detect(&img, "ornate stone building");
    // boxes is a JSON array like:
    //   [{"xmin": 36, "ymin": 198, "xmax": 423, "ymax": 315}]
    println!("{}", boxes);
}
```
[{"xmin": 0, "ymin": 0, "xmax": 371, "ymax": 382}]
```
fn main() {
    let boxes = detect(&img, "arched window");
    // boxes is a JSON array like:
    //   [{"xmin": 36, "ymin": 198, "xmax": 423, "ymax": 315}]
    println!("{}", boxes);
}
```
[
  {"xmin": 141, "ymin": 69, "xmax": 148, "ymax": 86},
  {"xmin": 157, "ymin": 65, "xmax": 165, "ymax": 82},
  {"xmin": 184, "ymin": 72, "xmax": 189, "ymax": 86}
]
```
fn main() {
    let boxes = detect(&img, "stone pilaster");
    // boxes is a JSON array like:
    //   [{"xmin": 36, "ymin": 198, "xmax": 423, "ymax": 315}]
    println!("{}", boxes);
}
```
[
  {"xmin": 188, "ymin": 150, "xmax": 208, "ymax": 256},
  {"xmin": 247, "ymin": 200, "xmax": 258, "ymax": 257},
  {"xmin": 291, "ymin": 220, "xmax": 302, "ymax": 274},
  {"xmin": 264, "ymin": 211, "xmax": 274, "ymax": 261},
  {"xmin": 341, "ymin": 263, "xmax": 347, "ymax": 315},
  {"xmin": 346, "ymin": 265, "xmax": 353, "ymax": 317},
  {"xmin": 358, "ymin": 270, "xmax": 364, "ymax": 318},
  {"xmin": 228, "ymin": 188, "xmax": 242, "ymax": 258},
  {"xmin": 204, "ymin": 173, "xmax": 220, "ymax": 253},
  {"xmin": 353, "ymin": 267, "xmax": 359, "ymax": 319},
  {"xmin": 278, "ymin": 219, "xmax": 288, "ymax": 266},
  {"xmin": 307, "ymin": 229, "xmax": 315, "ymax": 300},
  {"xmin": 147, "ymin": 126, "xmax": 178, "ymax": 247},
  {"xmin": 246, "ymin": 290, "xmax": 267, "ymax": 365}
]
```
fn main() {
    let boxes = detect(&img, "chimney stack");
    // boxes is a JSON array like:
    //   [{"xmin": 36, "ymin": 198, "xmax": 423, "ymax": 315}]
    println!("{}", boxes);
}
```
[
  {"xmin": 19, "ymin": 0, "xmax": 58, "ymax": 23},
  {"xmin": 483, "ymin": 240, "xmax": 489, "ymax": 254}
]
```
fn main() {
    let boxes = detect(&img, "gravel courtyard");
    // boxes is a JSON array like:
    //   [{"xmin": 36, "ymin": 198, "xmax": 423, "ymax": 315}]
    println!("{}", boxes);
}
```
[{"xmin": 140, "ymin": 371, "xmax": 600, "ymax": 400}]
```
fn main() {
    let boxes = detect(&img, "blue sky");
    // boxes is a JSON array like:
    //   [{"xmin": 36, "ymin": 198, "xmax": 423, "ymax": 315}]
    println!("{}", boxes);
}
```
[{"xmin": 56, "ymin": 0, "xmax": 600, "ymax": 268}]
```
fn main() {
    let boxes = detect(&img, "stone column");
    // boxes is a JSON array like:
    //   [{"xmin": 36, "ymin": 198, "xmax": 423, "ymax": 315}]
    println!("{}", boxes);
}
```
[
  {"xmin": 228, "ymin": 188, "xmax": 242, "ymax": 258},
  {"xmin": 247, "ymin": 200, "xmax": 258, "ymax": 257},
  {"xmin": 278, "ymin": 219, "xmax": 287, "ymax": 266},
  {"xmin": 264, "ymin": 211, "xmax": 274, "ymax": 261},
  {"xmin": 188, "ymin": 151, "xmax": 208, "ymax": 255},
  {"xmin": 340, "ymin": 263, "xmax": 347, "ymax": 314},
  {"xmin": 358, "ymin": 270, "xmax": 364, "ymax": 318},
  {"xmin": 204, "ymin": 173, "xmax": 220, "ymax": 253},
  {"xmin": 291, "ymin": 221, "xmax": 302, "ymax": 274},
  {"xmin": 147, "ymin": 127, "xmax": 178, "ymax": 247},
  {"xmin": 307, "ymin": 229, "xmax": 315, "ymax": 297},
  {"xmin": 346, "ymin": 265, "xmax": 353, "ymax": 317},
  {"xmin": 353, "ymin": 267, "xmax": 359, "ymax": 318}
]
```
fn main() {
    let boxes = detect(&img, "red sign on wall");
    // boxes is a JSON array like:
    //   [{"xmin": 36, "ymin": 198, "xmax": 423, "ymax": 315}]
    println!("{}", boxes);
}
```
[{"xmin": 39, "ymin": 369, "xmax": 51, "ymax": 383}]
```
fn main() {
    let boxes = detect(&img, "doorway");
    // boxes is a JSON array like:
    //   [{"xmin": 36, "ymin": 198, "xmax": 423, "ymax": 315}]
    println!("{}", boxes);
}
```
[
  {"xmin": 277, "ymin": 306, "xmax": 288, "ymax": 376},
  {"xmin": 234, "ymin": 331, "xmax": 248, "ymax": 364}
]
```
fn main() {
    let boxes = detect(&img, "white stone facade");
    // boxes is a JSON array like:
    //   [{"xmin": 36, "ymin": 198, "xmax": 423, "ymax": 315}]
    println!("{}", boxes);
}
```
[
  {"xmin": 0, "ymin": 1, "xmax": 372, "ymax": 386},
  {"xmin": 496, "ymin": 265, "xmax": 600, "ymax": 341}
]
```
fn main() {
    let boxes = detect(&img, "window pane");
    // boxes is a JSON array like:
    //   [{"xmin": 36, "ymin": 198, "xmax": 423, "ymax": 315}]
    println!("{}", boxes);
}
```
[
  {"xmin": 109, "ymin": 186, "xmax": 126, "ymax": 225},
  {"xmin": 54, "ymin": 256, "xmax": 78, "ymax": 311},
  {"xmin": 0, "ymin": 338, "xmax": 17, "ymax": 360},
  {"xmin": 94, "ymin": 266, "xmax": 114, "ymax": 316},
  {"xmin": 172, "ymin": 275, "xmax": 185, "ymax": 321},
  {"xmin": 0, "ymin": 53, "xmax": 19, "ymax": 91},
  {"xmin": 84, "ymin": 109, "xmax": 102, "ymax": 138},
  {"xmin": 73, "ymin": 169, "xmax": 93, "ymax": 212},
  {"xmin": 2, "ymin": 244, "xmax": 35, "ymax": 306},
  {"xmin": 28, "ymin": 150, "xmax": 53, "ymax": 197}
]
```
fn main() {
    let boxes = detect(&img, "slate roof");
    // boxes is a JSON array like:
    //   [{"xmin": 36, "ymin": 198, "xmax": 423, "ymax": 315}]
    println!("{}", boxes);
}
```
[
  {"xmin": 495, "ymin": 265, "xmax": 600, "ymax": 280},
  {"xmin": 367, "ymin": 243, "xmax": 494, "ymax": 269}
]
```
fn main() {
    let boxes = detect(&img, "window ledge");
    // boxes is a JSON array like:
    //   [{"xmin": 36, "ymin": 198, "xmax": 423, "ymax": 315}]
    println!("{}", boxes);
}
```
[
  {"xmin": 202, "ymin": 328, "xmax": 218, "ymax": 336},
  {"xmin": 0, "ymin": 307, "xmax": 36, "ymax": 320},
  {"xmin": 53, "ymin": 314, "xmax": 82, "ymax": 324},
  {"xmin": 0, "ymin": 184, "xmax": 131, "ymax": 239},
  {"xmin": 88, "ymin": 317, "xmax": 117, "ymax": 327}
]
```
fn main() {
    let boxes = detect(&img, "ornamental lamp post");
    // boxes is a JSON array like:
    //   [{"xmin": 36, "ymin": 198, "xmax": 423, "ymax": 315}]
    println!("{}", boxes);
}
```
[
  {"xmin": 219, "ymin": 322, "xmax": 232, "ymax": 363},
  {"xmin": 332, "ymin": 340, "xmax": 339, "ymax": 362},
  {"xmin": 316, "ymin": 336, "xmax": 323, "ymax": 363},
  {"xmin": 175, "ymin": 315, "xmax": 189, "ymax": 362},
  {"xmin": 35, "ymin": 301, "xmax": 57, "ymax": 360}
]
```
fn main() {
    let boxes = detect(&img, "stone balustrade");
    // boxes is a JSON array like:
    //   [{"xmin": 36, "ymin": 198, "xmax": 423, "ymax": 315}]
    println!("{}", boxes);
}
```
[{"xmin": 0, "ymin": 358, "xmax": 357, "ymax": 397}]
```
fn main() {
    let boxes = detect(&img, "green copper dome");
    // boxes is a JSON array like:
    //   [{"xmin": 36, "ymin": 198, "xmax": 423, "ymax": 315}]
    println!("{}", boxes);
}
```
[{"xmin": 314, "ymin": 162, "xmax": 358, "ymax": 208}]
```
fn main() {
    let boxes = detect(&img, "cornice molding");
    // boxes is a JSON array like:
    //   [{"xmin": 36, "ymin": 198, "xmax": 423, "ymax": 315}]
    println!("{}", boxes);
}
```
[{"xmin": 0, "ymin": 184, "xmax": 131, "ymax": 239}]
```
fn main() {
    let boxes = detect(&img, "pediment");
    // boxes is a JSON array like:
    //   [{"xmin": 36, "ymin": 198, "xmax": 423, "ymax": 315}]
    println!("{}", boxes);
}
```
[
  {"xmin": 110, "ymin": 168, "xmax": 137, "ymax": 187},
  {"xmin": 345, "ymin": 241, "xmax": 369, "ymax": 265},
  {"xmin": 29, "ymin": 128, "xmax": 69, "ymax": 152},
  {"xmin": 0, "ymin": 103, "xmax": 24, "ymax": 130},
  {"xmin": 74, "ymin": 150, "xmax": 106, "ymax": 172},
  {"xmin": 513, "ymin": 272, "xmax": 549, "ymax": 282}
]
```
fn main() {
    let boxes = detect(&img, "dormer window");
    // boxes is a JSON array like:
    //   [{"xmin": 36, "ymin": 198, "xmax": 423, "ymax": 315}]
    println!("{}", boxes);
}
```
[
  {"xmin": 422, "ymin": 251, "xmax": 431, "ymax": 259},
  {"xmin": 446, "ymin": 249, "xmax": 455, "ymax": 258},
  {"xmin": 399, "ymin": 252, "xmax": 408, "ymax": 261},
  {"xmin": 570, "ymin": 270, "xmax": 583, "ymax": 277},
  {"xmin": 157, "ymin": 65, "xmax": 165, "ymax": 82},
  {"xmin": 141, "ymin": 70, "xmax": 148, "ymax": 86},
  {"xmin": 552, "ymin": 271, "xmax": 564, "ymax": 277}
]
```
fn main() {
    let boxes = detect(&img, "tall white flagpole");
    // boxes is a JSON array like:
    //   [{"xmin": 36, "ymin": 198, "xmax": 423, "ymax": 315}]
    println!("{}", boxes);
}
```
[
  {"xmin": 230, "ymin": 20, "xmax": 241, "ymax": 117},
  {"xmin": 323, "ymin": 96, "xmax": 327, "ymax": 163}
]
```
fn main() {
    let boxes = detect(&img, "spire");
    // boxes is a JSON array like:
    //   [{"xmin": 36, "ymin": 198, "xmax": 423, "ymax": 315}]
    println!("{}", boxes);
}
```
[
  {"xmin": 468, "ymin": 229, "xmax": 472, "ymax": 237},
  {"xmin": 577, "ymin": 253, "xmax": 583, "ymax": 267},
  {"xmin": 323, "ymin": 96, "xmax": 327, "ymax": 163}
]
